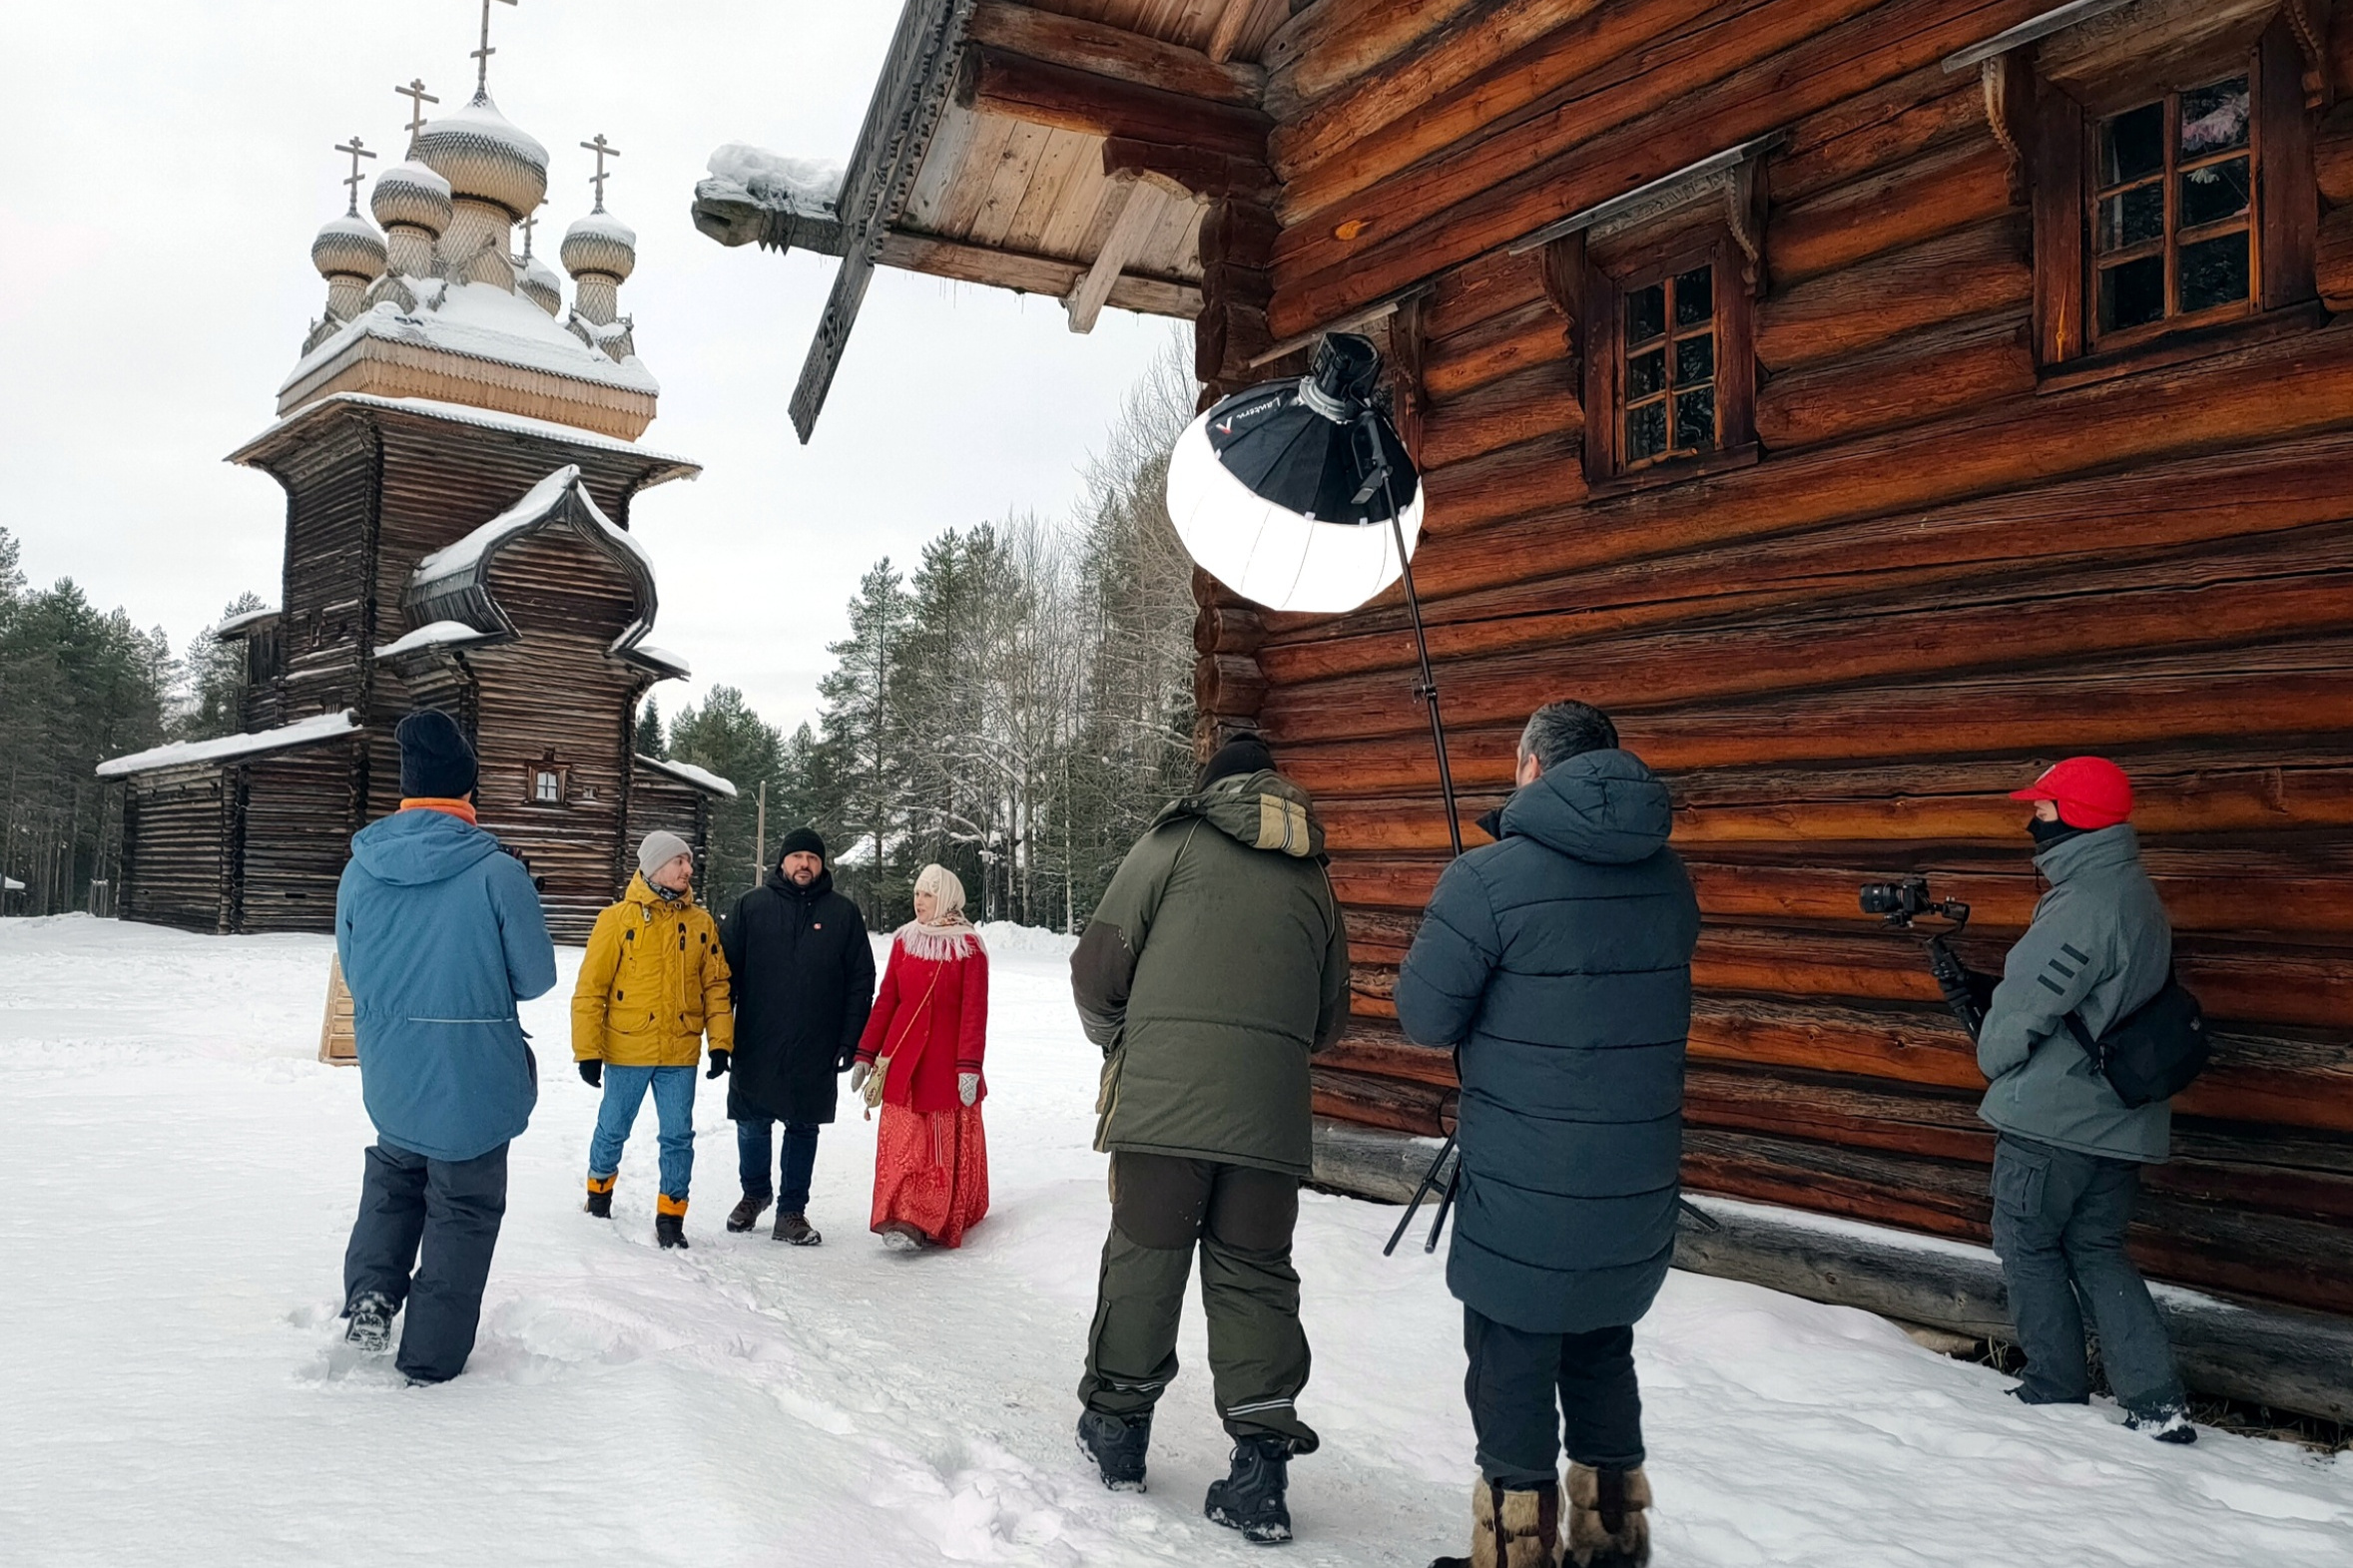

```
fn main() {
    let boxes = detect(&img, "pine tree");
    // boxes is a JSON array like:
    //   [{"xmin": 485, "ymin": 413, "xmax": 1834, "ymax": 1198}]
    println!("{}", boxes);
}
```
[
  {"xmin": 668, "ymin": 685, "xmax": 784, "ymax": 913},
  {"xmin": 177, "ymin": 591, "xmax": 270, "ymax": 741},
  {"xmin": 633, "ymin": 696, "xmax": 666, "ymax": 760},
  {"xmin": 818, "ymin": 560, "xmax": 914, "ymax": 922}
]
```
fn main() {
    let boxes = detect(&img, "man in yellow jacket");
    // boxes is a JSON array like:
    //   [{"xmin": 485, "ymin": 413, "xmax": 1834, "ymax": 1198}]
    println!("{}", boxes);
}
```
[{"xmin": 573, "ymin": 831, "xmax": 734, "ymax": 1249}]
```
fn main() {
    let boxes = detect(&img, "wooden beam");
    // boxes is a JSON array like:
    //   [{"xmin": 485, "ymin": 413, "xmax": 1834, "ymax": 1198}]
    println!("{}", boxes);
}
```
[
  {"xmin": 1064, "ymin": 172, "xmax": 1193, "ymax": 332},
  {"xmin": 956, "ymin": 43, "xmax": 1271, "ymax": 161},
  {"xmin": 789, "ymin": 0, "xmax": 975, "ymax": 442},
  {"xmin": 1208, "ymin": 0, "xmax": 1258, "ymax": 65},
  {"xmin": 877, "ymin": 230, "xmax": 1201, "ymax": 317},
  {"xmin": 965, "ymin": 0, "xmax": 1263, "ymax": 105}
]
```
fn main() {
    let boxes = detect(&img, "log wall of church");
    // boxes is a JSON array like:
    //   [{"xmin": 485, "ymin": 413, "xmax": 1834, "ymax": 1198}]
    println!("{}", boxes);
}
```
[{"xmin": 1197, "ymin": 0, "xmax": 2353, "ymax": 1317}]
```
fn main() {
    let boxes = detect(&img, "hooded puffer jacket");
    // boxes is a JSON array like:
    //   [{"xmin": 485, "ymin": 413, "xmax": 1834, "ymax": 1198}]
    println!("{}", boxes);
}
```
[
  {"xmin": 1395, "ymin": 750, "xmax": 1701, "ymax": 1335},
  {"xmin": 571, "ymin": 872, "xmax": 734, "ymax": 1067},
  {"xmin": 1071, "ymin": 769, "xmax": 1351, "ymax": 1178},
  {"xmin": 336, "ymin": 807, "xmax": 558, "ymax": 1162}
]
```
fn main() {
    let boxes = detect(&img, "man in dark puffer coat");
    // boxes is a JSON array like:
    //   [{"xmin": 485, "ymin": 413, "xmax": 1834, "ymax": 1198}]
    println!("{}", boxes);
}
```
[{"xmin": 1397, "ymin": 700, "xmax": 1698, "ymax": 1568}]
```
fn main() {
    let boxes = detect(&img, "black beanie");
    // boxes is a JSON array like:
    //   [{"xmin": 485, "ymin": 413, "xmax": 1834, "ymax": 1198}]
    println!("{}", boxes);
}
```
[
  {"xmin": 777, "ymin": 826, "xmax": 827, "ymax": 864},
  {"xmin": 1198, "ymin": 736, "xmax": 1275, "ymax": 790},
  {"xmin": 396, "ymin": 710, "xmax": 477, "ymax": 799}
]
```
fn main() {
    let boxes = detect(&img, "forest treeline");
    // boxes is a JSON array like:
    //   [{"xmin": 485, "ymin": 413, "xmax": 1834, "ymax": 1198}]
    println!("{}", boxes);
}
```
[
  {"xmin": 3, "ymin": 344, "xmax": 1200, "ymax": 929},
  {"xmin": 657, "ymin": 343, "xmax": 1200, "ymax": 927}
]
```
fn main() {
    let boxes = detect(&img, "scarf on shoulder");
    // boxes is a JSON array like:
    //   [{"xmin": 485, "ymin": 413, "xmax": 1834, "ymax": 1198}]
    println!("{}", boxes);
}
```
[{"xmin": 895, "ymin": 916, "xmax": 981, "ymax": 962}]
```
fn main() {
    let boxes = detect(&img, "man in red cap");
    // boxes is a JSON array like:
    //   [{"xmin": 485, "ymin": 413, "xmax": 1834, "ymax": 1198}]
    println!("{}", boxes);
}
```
[{"xmin": 1953, "ymin": 756, "xmax": 2192, "ymax": 1441}]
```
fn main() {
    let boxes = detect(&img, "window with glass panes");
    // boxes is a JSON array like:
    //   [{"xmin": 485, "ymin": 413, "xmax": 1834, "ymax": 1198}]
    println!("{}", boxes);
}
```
[
  {"xmin": 533, "ymin": 770, "xmax": 562, "ymax": 803},
  {"xmin": 1620, "ymin": 264, "xmax": 1717, "ymax": 466},
  {"xmin": 2092, "ymin": 74, "xmax": 2254, "ymax": 340}
]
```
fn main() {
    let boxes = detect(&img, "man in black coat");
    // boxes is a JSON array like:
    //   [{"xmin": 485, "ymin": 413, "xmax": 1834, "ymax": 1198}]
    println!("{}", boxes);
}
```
[
  {"xmin": 720, "ymin": 827, "xmax": 876, "ymax": 1245},
  {"xmin": 1396, "ymin": 701, "xmax": 1699, "ymax": 1568}
]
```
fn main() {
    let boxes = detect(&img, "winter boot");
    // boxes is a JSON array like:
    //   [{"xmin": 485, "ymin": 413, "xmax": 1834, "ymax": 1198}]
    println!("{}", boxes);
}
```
[
  {"xmin": 584, "ymin": 1175, "xmax": 615, "ymax": 1219},
  {"xmin": 1076, "ymin": 1407, "xmax": 1151, "ymax": 1493},
  {"xmin": 656, "ymin": 1196, "xmax": 689, "ymax": 1250},
  {"xmin": 344, "ymin": 1291, "xmax": 396, "ymax": 1354},
  {"xmin": 1564, "ymin": 1464, "xmax": 1650, "ymax": 1568},
  {"xmin": 773, "ymin": 1211, "xmax": 822, "ymax": 1246},
  {"xmin": 726, "ymin": 1191, "xmax": 773, "ymax": 1233},
  {"xmin": 879, "ymin": 1221, "xmax": 929, "ymax": 1254},
  {"xmin": 2126, "ymin": 1403, "xmax": 2198, "ymax": 1444},
  {"xmin": 1205, "ymin": 1434, "xmax": 1294, "ymax": 1545},
  {"xmin": 1432, "ymin": 1477, "xmax": 1559, "ymax": 1568}
]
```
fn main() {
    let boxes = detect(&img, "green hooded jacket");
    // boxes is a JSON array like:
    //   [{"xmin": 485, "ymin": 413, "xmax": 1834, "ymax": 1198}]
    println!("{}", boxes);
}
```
[{"xmin": 1070, "ymin": 770, "xmax": 1351, "ymax": 1177}]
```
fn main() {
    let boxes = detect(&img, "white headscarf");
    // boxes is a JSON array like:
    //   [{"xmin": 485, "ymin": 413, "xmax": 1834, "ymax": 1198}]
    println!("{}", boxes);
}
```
[{"xmin": 899, "ymin": 863, "xmax": 980, "ymax": 961}]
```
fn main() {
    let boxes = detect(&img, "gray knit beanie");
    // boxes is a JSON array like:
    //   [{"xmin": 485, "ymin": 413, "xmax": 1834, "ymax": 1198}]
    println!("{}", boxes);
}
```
[{"xmin": 637, "ymin": 830, "xmax": 693, "ymax": 880}]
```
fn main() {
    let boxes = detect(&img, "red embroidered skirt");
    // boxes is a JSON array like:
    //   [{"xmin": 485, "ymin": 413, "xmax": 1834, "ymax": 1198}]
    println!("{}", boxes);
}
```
[{"xmin": 871, "ymin": 1102, "xmax": 990, "ymax": 1248}]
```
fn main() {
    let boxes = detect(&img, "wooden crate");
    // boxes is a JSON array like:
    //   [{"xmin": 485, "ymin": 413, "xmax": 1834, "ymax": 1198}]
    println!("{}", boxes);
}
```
[{"xmin": 317, "ymin": 954, "xmax": 356, "ymax": 1066}]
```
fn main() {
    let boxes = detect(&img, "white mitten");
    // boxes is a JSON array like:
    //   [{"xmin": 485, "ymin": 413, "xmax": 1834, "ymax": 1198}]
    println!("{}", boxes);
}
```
[
  {"xmin": 850, "ymin": 1061, "xmax": 873, "ymax": 1093},
  {"xmin": 958, "ymin": 1072, "xmax": 979, "ymax": 1106}
]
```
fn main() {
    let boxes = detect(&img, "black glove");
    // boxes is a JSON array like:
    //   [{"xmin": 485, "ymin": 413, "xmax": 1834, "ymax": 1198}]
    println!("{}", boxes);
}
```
[
  {"xmin": 836, "ymin": 1046, "xmax": 859, "ymax": 1074},
  {"xmin": 1966, "ymin": 969, "xmax": 1997, "ymax": 1010},
  {"xmin": 578, "ymin": 1059, "xmax": 602, "ymax": 1088},
  {"xmin": 706, "ymin": 1049, "xmax": 732, "ymax": 1080}
]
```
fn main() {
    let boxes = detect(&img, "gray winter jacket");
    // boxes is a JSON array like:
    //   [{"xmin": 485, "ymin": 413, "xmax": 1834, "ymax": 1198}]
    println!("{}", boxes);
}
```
[{"xmin": 1978, "ymin": 825, "xmax": 2173, "ymax": 1164}]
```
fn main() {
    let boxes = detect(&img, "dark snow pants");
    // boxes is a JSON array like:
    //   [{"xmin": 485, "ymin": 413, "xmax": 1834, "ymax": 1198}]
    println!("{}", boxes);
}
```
[
  {"xmin": 1463, "ymin": 1307, "xmax": 1645, "ymax": 1488},
  {"xmin": 342, "ymin": 1139, "xmax": 508, "ymax": 1384},
  {"xmin": 1079, "ymin": 1151, "xmax": 1319, "ymax": 1452},
  {"xmin": 1991, "ymin": 1135, "xmax": 2184, "ymax": 1416}
]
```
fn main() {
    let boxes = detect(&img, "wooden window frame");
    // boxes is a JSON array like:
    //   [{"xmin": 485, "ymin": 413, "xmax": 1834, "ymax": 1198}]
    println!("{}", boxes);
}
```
[
  {"xmin": 526, "ymin": 764, "xmax": 568, "ymax": 807},
  {"xmin": 2033, "ymin": 15, "xmax": 2319, "ymax": 390},
  {"xmin": 1582, "ymin": 227, "xmax": 1759, "ymax": 496}
]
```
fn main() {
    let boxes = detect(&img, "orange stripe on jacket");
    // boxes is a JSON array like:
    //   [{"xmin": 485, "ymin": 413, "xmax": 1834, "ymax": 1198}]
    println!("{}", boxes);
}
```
[{"xmin": 401, "ymin": 797, "xmax": 478, "ymax": 823}]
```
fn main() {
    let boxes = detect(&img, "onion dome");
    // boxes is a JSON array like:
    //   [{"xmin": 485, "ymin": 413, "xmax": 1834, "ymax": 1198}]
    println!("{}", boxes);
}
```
[
  {"xmin": 561, "ymin": 211, "xmax": 637, "ymax": 282},
  {"xmin": 371, "ymin": 161, "xmax": 453, "ymax": 236},
  {"xmin": 311, "ymin": 213, "xmax": 387, "ymax": 281},
  {"xmin": 412, "ymin": 95, "xmax": 549, "ymax": 221},
  {"xmin": 520, "ymin": 254, "xmax": 564, "ymax": 316}
]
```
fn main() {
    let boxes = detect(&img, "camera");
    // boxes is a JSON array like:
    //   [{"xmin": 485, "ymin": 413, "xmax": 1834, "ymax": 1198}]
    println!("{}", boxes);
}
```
[{"xmin": 1859, "ymin": 875, "xmax": 1969, "ymax": 929}]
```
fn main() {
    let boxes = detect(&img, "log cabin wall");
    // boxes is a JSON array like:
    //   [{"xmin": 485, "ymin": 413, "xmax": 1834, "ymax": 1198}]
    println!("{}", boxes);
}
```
[
  {"xmin": 626, "ymin": 767, "xmax": 719, "ymax": 888},
  {"xmin": 234, "ymin": 744, "xmax": 366, "ymax": 934},
  {"xmin": 1195, "ymin": 0, "xmax": 2353, "ymax": 1320},
  {"xmin": 117, "ymin": 769, "xmax": 235, "ymax": 933}
]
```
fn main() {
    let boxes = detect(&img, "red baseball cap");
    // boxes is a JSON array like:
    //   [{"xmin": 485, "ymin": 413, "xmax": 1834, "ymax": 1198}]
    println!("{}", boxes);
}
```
[{"xmin": 2011, "ymin": 757, "xmax": 2133, "ymax": 829}]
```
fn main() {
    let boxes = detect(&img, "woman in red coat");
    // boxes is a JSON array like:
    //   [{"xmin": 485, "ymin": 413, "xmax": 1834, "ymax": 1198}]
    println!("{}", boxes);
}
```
[{"xmin": 852, "ymin": 863, "xmax": 989, "ymax": 1250}]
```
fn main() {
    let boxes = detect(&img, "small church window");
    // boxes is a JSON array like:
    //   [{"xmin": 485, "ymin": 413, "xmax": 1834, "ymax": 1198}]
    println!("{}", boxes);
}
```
[
  {"xmin": 1620, "ymin": 264, "xmax": 1718, "ymax": 466},
  {"xmin": 531, "ymin": 768, "xmax": 566, "ymax": 805},
  {"xmin": 2092, "ymin": 75, "xmax": 2254, "ymax": 340}
]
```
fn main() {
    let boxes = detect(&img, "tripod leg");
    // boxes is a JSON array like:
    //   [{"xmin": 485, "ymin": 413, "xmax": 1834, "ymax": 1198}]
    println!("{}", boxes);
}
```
[{"xmin": 1384, "ymin": 1134, "xmax": 1456, "ymax": 1258}]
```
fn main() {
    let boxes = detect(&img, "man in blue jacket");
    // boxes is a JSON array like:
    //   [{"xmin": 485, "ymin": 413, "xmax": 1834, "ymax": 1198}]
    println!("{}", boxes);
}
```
[
  {"xmin": 336, "ymin": 710, "xmax": 556, "ymax": 1384},
  {"xmin": 1397, "ymin": 700, "xmax": 1699, "ymax": 1568}
]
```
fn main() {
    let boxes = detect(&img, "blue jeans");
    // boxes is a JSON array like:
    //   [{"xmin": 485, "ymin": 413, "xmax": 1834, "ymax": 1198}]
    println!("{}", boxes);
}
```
[
  {"xmin": 588, "ymin": 1065, "xmax": 696, "ymax": 1201},
  {"xmin": 1991, "ymin": 1135, "xmax": 2184, "ymax": 1415},
  {"xmin": 737, "ymin": 1118, "xmax": 822, "ymax": 1212}
]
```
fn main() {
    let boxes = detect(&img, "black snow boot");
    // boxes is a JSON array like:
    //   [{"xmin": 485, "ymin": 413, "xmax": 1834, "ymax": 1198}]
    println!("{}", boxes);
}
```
[
  {"xmin": 1077, "ymin": 1407, "xmax": 1151, "ymax": 1493},
  {"xmin": 727, "ymin": 1191, "xmax": 773, "ymax": 1233},
  {"xmin": 773, "ymin": 1211, "xmax": 822, "ymax": 1247},
  {"xmin": 2126, "ymin": 1403, "xmax": 2198, "ymax": 1444},
  {"xmin": 344, "ymin": 1291, "xmax": 396, "ymax": 1353},
  {"xmin": 1205, "ymin": 1434, "xmax": 1294, "ymax": 1545},
  {"xmin": 656, "ymin": 1213, "xmax": 690, "ymax": 1250},
  {"xmin": 584, "ymin": 1176, "xmax": 615, "ymax": 1219}
]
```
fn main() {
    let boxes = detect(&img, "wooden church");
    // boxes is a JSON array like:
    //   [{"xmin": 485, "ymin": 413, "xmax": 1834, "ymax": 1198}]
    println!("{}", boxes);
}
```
[
  {"xmin": 100, "ymin": 51, "xmax": 731, "ymax": 942},
  {"xmin": 700, "ymin": 0, "xmax": 2353, "ymax": 1418}
]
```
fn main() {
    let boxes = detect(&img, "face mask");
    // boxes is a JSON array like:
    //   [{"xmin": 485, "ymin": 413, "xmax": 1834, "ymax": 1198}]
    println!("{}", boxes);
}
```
[{"xmin": 2028, "ymin": 815, "xmax": 2085, "ymax": 849}]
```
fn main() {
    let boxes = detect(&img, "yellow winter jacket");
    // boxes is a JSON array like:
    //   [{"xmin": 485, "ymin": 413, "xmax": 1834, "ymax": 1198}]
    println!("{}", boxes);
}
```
[{"xmin": 571, "ymin": 873, "xmax": 735, "ymax": 1067}]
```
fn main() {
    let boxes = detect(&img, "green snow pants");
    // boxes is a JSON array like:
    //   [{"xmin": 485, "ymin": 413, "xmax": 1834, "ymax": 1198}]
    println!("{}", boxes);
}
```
[{"xmin": 1078, "ymin": 1151, "xmax": 1319, "ymax": 1452}]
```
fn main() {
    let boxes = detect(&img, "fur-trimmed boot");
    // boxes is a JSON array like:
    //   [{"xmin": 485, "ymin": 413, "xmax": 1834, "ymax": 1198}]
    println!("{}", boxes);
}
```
[
  {"xmin": 1564, "ymin": 1464, "xmax": 1650, "ymax": 1568},
  {"xmin": 1431, "ymin": 1477, "xmax": 1559, "ymax": 1568}
]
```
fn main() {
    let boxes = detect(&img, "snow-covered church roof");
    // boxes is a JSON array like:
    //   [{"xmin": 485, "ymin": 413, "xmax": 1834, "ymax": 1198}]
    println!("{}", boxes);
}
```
[{"xmin": 96, "ymin": 711, "xmax": 362, "ymax": 780}]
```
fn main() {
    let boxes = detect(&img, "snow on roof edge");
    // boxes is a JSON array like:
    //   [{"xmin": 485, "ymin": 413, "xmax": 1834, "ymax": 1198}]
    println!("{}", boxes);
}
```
[
  {"xmin": 214, "ymin": 607, "xmax": 281, "ymax": 639},
  {"xmin": 636, "ymin": 754, "xmax": 738, "ymax": 798},
  {"xmin": 233, "ymin": 392, "xmax": 699, "ymax": 474},
  {"xmin": 97, "ymin": 711, "xmax": 361, "ymax": 779},
  {"xmin": 375, "ymin": 620, "xmax": 502, "ymax": 660},
  {"xmin": 409, "ymin": 466, "xmax": 655, "ymax": 595}
]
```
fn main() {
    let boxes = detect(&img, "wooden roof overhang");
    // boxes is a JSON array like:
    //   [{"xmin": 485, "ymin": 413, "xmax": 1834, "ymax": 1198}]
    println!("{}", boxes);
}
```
[
  {"xmin": 694, "ymin": 0, "xmax": 1293, "ymax": 440},
  {"xmin": 227, "ymin": 393, "xmax": 701, "ymax": 503}
]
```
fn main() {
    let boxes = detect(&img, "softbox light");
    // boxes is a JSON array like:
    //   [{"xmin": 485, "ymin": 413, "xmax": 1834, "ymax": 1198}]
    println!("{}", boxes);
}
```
[{"xmin": 1166, "ymin": 333, "xmax": 1424, "ymax": 616}]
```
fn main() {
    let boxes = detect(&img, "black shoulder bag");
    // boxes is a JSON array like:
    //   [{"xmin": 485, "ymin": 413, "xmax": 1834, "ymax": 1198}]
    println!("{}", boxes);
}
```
[{"xmin": 2061, "ymin": 969, "xmax": 2211, "ymax": 1108}]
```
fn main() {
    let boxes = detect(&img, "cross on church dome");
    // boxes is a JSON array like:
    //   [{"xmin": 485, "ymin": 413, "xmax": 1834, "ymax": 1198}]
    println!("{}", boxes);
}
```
[{"xmin": 472, "ymin": 0, "xmax": 519, "ymax": 100}]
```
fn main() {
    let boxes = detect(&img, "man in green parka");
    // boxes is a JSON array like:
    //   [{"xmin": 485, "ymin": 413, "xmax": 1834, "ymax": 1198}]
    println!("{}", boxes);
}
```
[{"xmin": 1069, "ymin": 735, "xmax": 1351, "ymax": 1544}]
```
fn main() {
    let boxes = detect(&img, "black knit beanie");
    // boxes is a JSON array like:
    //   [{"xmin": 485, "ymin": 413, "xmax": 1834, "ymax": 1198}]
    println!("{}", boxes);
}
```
[
  {"xmin": 1198, "ymin": 736, "xmax": 1275, "ymax": 790},
  {"xmin": 777, "ymin": 826, "xmax": 827, "ymax": 864},
  {"xmin": 396, "ymin": 710, "xmax": 478, "ymax": 799}
]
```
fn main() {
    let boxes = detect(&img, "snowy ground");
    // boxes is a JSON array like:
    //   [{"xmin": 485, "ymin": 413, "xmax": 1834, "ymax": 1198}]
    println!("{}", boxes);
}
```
[{"xmin": 1, "ymin": 916, "xmax": 2346, "ymax": 1567}]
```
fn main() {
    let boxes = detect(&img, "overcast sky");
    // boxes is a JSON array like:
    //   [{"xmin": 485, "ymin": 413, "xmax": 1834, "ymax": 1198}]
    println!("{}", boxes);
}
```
[{"xmin": 0, "ymin": 1, "xmax": 1182, "ymax": 734}]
